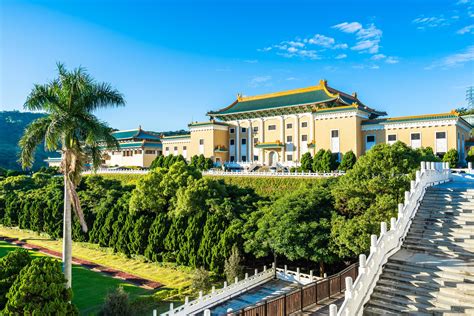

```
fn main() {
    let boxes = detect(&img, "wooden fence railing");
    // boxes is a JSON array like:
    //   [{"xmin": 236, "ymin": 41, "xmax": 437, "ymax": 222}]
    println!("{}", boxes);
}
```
[{"xmin": 229, "ymin": 263, "xmax": 358, "ymax": 316}]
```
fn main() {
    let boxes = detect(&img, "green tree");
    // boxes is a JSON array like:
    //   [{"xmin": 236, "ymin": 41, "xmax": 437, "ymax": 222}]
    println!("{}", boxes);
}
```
[
  {"xmin": 312, "ymin": 149, "xmax": 325, "ymax": 172},
  {"xmin": 204, "ymin": 158, "xmax": 214, "ymax": 170},
  {"xmin": 224, "ymin": 245, "xmax": 244, "ymax": 283},
  {"xmin": 100, "ymin": 287, "xmax": 132, "ymax": 316},
  {"xmin": 190, "ymin": 155, "xmax": 199, "ymax": 168},
  {"xmin": 300, "ymin": 152, "xmax": 313, "ymax": 171},
  {"xmin": 467, "ymin": 147, "xmax": 474, "ymax": 163},
  {"xmin": 18, "ymin": 63, "xmax": 124, "ymax": 287},
  {"xmin": 244, "ymin": 184, "xmax": 335, "ymax": 275},
  {"xmin": 339, "ymin": 150, "xmax": 356, "ymax": 171},
  {"xmin": 3, "ymin": 257, "xmax": 78, "ymax": 315},
  {"xmin": 443, "ymin": 149, "xmax": 459, "ymax": 168},
  {"xmin": 0, "ymin": 249, "xmax": 32, "ymax": 309},
  {"xmin": 320, "ymin": 150, "xmax": 338, "ymax": 172},
  {"xmin": 150, "ymin": 155, "xmax": 164, "ymax": 169},
  {"xmin": 197, "ymin": 154, "xmax": 206, "ymax": 170},
  {"xmin": 191, "ymin": 267, "xmax": 211, "ymax": 292}
]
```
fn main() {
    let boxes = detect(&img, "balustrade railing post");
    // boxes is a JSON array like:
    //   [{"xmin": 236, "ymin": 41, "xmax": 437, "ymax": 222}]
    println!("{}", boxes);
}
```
[
  {"xmin": 380, "ymin": 222, "xmax": 387, "ymax": 235},
  {"xmin": 345, "ymin": 277, "xmax": 353, "ymax": 300},
  {"xmin": 329, "ymin": 304, "xmax": 337, "ymax": 316},
  {"xmin": 390, "ymin": 217, "xmax": 396, "ymax": 231},
  {"xmin": 359, "ymin": 254, "xmax": 367, "ymax": 275},
  {"xmin": 404, "ymin": 191, "xmax": 410, "ymax": 204},
  {"xmin": 370, "ymin": 234, "xmax": 378, "ymax": 253},
  {"xmin": 398, "ymin": 203, "xmax": 404, "ymax": 220}
]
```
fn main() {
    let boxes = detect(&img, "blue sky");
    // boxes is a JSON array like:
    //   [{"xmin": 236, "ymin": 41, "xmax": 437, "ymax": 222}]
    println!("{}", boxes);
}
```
[{"xmin": 1, "ymin": 0, "xmax": 473, "ymax": 131}]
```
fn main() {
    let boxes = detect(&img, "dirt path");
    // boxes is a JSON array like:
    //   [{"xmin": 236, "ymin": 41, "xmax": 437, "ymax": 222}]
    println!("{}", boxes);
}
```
[{"xmin": 0, "ymin": 235, "xmax": 162, "ymax": 290}]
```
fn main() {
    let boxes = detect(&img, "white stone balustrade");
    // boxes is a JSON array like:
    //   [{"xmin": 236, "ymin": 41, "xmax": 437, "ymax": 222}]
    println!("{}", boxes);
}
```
[
  {"xmin": 203, "ymin": 170, "xmax": 345, "ymax": 178},
  {"xmin": 337, "ymin": 161, "xmax": 451, "ymax": 316},
  {"xmin": 275, "ymin": 266, "xmax": 322, "ymax": 284},
  {"xmin": 82, "ymin": 168, "xmax": 148, "ymax": 174}
]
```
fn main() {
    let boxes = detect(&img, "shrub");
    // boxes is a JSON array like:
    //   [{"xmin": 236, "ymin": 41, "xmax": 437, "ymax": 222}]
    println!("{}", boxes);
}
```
[
  {"xmin": 442, "ymin": 149, "xmax": 459, "ymax": 168},
  {"xmin": 224, "ymin": 246, "xmax": 244, "ymax": 283},
  {"xmin": 0, "ymin": 249, "xmax": 32, "ymax": 309},
  {"xmin": 467, "ymin": 147, "xmax": 474, "ymax": 164},
  {"xmin": 191, "ymin": 267, "xmax": 211, "ymax": 292},
  {"xmin": 100, "ymin": 287, "xmax": 132, "ymax": 316},
  {"xmin": 300, "ymin": 152, "xmax": 313, "ymax": 171},
  {"xmin": 339, "ymin": 150, "xmax": 356, "ymax": 171},
  {"xmin": 3, "ymin": 257, "xmax": 77, "ymax": 315}
]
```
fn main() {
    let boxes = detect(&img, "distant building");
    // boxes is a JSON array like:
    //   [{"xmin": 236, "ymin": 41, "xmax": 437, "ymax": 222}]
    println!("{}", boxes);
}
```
[{"xmin": 45, "ymin": 126, "xmax": 162, "ymax": 168}]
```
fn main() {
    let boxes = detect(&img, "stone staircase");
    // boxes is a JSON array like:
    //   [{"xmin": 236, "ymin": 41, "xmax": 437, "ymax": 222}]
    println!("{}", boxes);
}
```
[{"xmin": 364, "ymin": 185, "xmax": 474, "ymax": 315}]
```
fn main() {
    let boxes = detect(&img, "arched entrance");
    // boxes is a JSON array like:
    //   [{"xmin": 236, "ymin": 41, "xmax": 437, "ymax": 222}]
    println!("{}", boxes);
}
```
[{"xmin": 268, "ymin": 151, "xmax": 278, "ymax": 166}]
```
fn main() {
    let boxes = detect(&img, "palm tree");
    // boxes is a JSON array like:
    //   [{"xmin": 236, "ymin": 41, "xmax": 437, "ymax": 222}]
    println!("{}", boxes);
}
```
[{"xmin": 19, "ymin": 63, "xmax": 125, "ymax": 288}]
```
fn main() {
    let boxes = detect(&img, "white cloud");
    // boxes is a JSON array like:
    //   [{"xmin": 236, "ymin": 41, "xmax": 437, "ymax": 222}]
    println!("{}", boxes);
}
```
[
  {"xmin": 457, "ymin": 24, "xmax": 474, "ymax": 34},
  {"xmin": 371, "ymin": 54, "xmax": 386, "ymax": 60},
  {"xmin": 243, "ymin": 59, "xmax": 258, "ymax": 64},
  {"xmin": 412, "ymin": 15, "xmax": 449, "ymax": 29},
  {"xmin": 333, "ymin": 22, "xmax": 383, "ymax": 54},
  {"xmin": 333, "ymin": 43, "xmax": 348, "ymax": 49},
  {"xmin": 332, "ymin": 22, "xmax": 362, "ymax": 33},
  {"xmin": 286, "ymin": 77, "xmax": 297, "ymax": 81},
  {"xmin": 257, "ymin": 47, "xmax": 272, "ymax": 52},
  {"xmin": 249, "ymin": 76, "xmax": 272, "ymax": 88},
  {"xmin": 335, "ymin": 54, "xmax": 347, "ymax": 59},
  {"xmin": 370, "ymin": 65, "xmax": 380, "ymax": 69},
  {"xmin": 385, "ymin": 56, "xmax": 400, "ymax": 64},
  {"xmin": 426, "ymin": 45, "xmax": 474, "ymax": 69},
  {"xmin": 308, "ymin": 34, "xmax": 335, "ymax": 47}
]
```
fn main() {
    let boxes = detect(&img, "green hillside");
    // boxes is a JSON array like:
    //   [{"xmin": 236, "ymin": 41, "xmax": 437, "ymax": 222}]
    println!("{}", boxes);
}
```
[{"xmin": 0, "ymin": 110, "xmax": 50, "ymax": 171}]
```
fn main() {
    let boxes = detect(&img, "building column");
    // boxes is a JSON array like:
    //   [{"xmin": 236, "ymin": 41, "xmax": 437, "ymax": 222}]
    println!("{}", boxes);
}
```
[
  {"xmin": 310, "ymin": 113, "xmax": 315, "ymax": 155},
  {"xmin": 280, "ymin": 116, "xmax": 285, "ymax": 163},
  {"xmin": 260, "ymin": 118, "xmax": 265, "ymax": 164},
  {"xmin": 294, "ymin": 115, "xmax": 300, "ymax": 162},
  {"xmin": 236, "ymin": 121, "xmax": 240, "ymax": 162},
  {"xmin": 248, "ymin": 120, "xmax": 252, "ymax": 162}
]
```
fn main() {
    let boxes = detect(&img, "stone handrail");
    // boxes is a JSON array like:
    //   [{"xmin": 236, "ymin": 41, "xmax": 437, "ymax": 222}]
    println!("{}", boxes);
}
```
[
  {"xmin": 334, "ymin": 161, "xmax": 451, "ymax": 316},
  {"xmin": 276, "ymin": 265, "xmax": 322, "ymax": 284},
  {"xmin": 203, "ymin": 170, "xmax": 345, "ymax": 178},
  {"xmin": 160, "ymin": 265, "xmax": 275, "ymax": 316}
]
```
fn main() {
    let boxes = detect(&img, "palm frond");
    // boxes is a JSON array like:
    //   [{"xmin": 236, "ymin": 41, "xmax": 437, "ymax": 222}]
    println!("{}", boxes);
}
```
[{"xmin": 18, "ymin": 116, "xmax": 53, "ymax": 169}]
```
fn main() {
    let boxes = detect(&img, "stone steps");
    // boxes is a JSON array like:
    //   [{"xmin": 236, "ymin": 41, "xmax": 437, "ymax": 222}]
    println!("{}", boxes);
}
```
[
  {"xmin": 410, "ymin": 222, "xmax": 474, "ymax": 232},
  {"xmin": 405, "ymin": 235, "xmax": 474, "ymax": 248}
]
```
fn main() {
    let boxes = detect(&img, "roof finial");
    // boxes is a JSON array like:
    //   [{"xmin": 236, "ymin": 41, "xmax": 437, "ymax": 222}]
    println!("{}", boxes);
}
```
[
  {"xmin": 237, "ymin": 93, "xmax": 243, "ymax": 101},
  {"xmin": 138, "ymin": 125, "xmax": 142, "ymax": 130},
  {"xmin": 352, "ymin": 92, "xmax": 358, "ymax": 98}
]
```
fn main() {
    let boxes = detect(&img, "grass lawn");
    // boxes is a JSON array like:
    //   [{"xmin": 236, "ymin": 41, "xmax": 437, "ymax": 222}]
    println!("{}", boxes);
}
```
[
  {"xmin": 0, "ymin": 226, "xmax": 194, "ymax": 315},
  {"xmin": 0, "ymin": 240, "xmax": 150, "ymax": 315}
]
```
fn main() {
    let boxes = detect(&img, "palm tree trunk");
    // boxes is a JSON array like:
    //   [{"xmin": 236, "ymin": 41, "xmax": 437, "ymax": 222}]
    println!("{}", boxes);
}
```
[{"xmin": 63, "ymin": 175, "xmax": 72, "ymax": 289}]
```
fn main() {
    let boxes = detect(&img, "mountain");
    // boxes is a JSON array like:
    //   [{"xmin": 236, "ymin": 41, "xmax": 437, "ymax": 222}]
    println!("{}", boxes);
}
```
[{"xmin": 0, "ymin": 110, "xmax": 49, "ymax": 171}]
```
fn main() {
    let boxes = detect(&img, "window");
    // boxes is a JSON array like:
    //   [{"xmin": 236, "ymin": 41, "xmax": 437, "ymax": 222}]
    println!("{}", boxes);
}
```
[
  {"xmin": 287, "ymin": 154, "xmax": 293, "ymax": 161},
  {"xmin": 242, "ymin": 155, "xmax": 247, "ymax": 162},
  {"xmin": 254, "ymin": 137, "xmax": 258, "ymax": 144},
  {"xmin": 268, "ymin": 125, "xmax": 276, "ymax": 130},
  {"xmin": 331, "ymin": 130, "xmax": 339, "ymax": 138},
  {"xmin": 301, "ymin": 122, "xmax": 308, "ymax": 128},
  {"xmin": 241, "ymin": 138, "xmax": 247, "ymax": 145},
  {"xmin": 183, "ymin": 146, "xmax": 187, "ymax": 150},
  {"xmin": 230, "ymin": 155, "xmax": 235, "ymax": 162},
  {"xmin": 301, "ymin": 135, "xmax": 308, "ymax": 142},
  {"xmin": 411, "ymin": 133, "xmax": 421, "ymax": 140},
  {"xmin": 253, "ymin": 126, "xmax": 258, "ymax": 133},
  {"xmin": 174, "ymin": 146, "xmax": 178, "ymax": 151},
  {"xmin": 145, "ymin": 150, "xmax": 155, "ymax": 154},
  {"xmin": 411, "ymin": 133, "xmax": 421, "ymax": 149},
  {"xmin": 286, "ymin": 123, "xmax": 293, "ymax": 129},
  {"xmin": 253, "ymin": 155, "xmax": 259, "ymax": 161},
  {"xmin": 165, "ymin": 147, "xmax": 169, "ymax": 151},
  {"xmin": 287, "ymin": 135, "xmax": 293, "ymax": 142},
  {"xmin": 230, "ymin": 139, "xmax": 235, "ymax": 145},
  {"xmin": 199, "ymin": 139, "xmax": 204, "ymax": 145},
  {"xmin": 230, "ymin": 128, "xmax": 235, "ymax": 134},
  {"xmin": 366, "ymin": 135, "xmax": 375, "ymax": 142},
  {"xmin": 436, "ymin": 132, "xmax": 446, "ymax": 139},
  {"xmin": 242, "ymin": 127, "xmax": 247, "ymax": 133},
  {"xmin": 388, "ymin": 134, "xmax": 397, "ymax": 142}
]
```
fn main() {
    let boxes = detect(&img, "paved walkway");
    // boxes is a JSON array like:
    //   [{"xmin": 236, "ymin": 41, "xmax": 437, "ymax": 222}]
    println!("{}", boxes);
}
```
[
  {"xmin": 210, "ymin": 279, "xmax": 298, "ymax": 315},
  {"xmin": 0, "ymin": 235, "xmax": 162, "ymax": 289}
]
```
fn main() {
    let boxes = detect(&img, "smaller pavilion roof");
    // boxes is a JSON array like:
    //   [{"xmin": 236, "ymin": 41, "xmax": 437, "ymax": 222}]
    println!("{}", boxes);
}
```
[{"xmin": 112, "ymin": 127, "xmax": 161, "ymax": 141}]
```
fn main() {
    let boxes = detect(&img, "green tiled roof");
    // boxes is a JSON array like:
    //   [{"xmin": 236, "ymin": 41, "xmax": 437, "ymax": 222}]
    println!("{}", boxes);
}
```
[
  {"xmin": 362, "ymin": 113, "xmax": 461, "ymax": 125},
  {"xmin": 189, "ymin": 121, "xmax": 229, "ymax": 127},
  {"xmin": 112, "ymin": 129, "xmax": 161, "ymax": 141},
  {"xmin": 99, "ymin": 142, "xmax": 162, "ymax": 150},
  {"xmin": 255, "ymin": 142, "xmax": 285, "ymax": 149},
  {"xmin": 162, "ymin": 134, "xmax": 191, "ymax": 140},
  {"xmin": 210, "ymin": 89, "xmax": 335, "ymax": 115}
]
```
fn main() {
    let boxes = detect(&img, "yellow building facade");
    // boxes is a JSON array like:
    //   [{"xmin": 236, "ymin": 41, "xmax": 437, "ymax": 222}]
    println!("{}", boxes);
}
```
[{"xmin": 155, "ymin": 80, "xmax": 473, "ymax": 167}]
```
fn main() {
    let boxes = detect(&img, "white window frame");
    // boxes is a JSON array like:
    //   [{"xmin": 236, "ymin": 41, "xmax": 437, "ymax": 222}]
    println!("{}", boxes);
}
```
[
  {"xmin": 331, "ymin": 129, "xmax": 340, "ymax": 153},
  {"xmin": 435, "ymin": 130, "xmax": 447, "ymax": 155},
  {"xmin": 387, "ymin": 133, "xmax": 397, "ymax": 145},
  {"xmin": 410, "ymin": 132, "xmax": 422, "ymax": 149}
]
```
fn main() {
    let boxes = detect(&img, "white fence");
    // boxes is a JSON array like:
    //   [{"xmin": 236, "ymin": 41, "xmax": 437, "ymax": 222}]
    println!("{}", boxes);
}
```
[
  {"xmin": 82, "ymin": 168, "xmax": 149, "ymax": 175},
  {"xmin": 331, "ymin": 161, "xmax": 451, "ymax": 316},
  {"xmin": 203, "ymin": 170, "xmax": 345, "ymax": 178},
  {"xmin": 158, "ymin": 265, "xmax": 321, "ymax": 316},
  {"xmin": 160, "ymin": 265, "xmax": 274, "ymax": 316}
]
